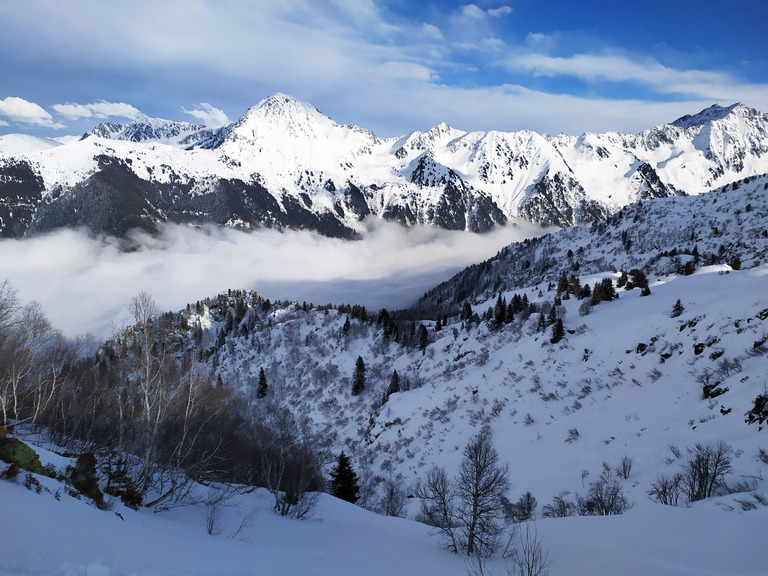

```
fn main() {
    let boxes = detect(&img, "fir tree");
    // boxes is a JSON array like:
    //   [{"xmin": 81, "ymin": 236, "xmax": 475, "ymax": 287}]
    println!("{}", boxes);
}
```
[
  {"xmin": 418, "ymin": 324, "xmax": 429, "ymax": 352},
  {"xmin": 493, "ymin": 294, "xmax": 506, "ymax": 327},
  {"xmin": 330, "ymin": 452, "xmax": 360, "ymax": 504},
  {"xmin": 670, "ymin": 299, "xmax": 684, "ymax": 318},
  {"xmin": 256, "ymin": 367, "xmax": 268, "ymax": 399},
  {"xmin": 550, "ymin": 318, "xmax": 564, "ymax": 344},
  {"xmin": 387, "ymin": 369, "xmax": 400, "ymax": 398},
  {"xmin": 460, "ymin": 302, "xmax": 473, "ymax": 322},
  {"xmin": 352, "ymin": 356, "xmax": 366, "ymax": 396}
]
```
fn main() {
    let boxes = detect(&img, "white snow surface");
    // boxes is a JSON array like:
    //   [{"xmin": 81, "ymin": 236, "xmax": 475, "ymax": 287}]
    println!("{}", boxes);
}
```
[{"xmin": 2, "ymin": 439, "xmax": 767, "ymax": 576}]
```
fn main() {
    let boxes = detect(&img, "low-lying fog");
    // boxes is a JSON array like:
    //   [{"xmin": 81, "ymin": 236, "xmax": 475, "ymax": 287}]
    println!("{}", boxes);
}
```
[{"xmin": 1, "ymin": 219, "xmax": 551, "ymax": 339}]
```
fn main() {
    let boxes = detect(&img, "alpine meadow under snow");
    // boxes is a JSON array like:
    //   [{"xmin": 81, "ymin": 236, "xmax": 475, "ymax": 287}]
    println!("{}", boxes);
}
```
[{"xmin": 1, "ymin": 98, "xmax": 768, "ymax": 576}]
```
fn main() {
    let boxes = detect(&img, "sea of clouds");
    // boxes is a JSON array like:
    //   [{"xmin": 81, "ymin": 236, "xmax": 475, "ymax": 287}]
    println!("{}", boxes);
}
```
[{"xmin": 1, "ymin": 219, "xmax": 550, "ymax": 338}]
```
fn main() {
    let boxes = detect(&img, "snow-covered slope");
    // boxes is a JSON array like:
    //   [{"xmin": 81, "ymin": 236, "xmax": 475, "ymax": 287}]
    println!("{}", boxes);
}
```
[
  {"xmin": 3, "ymin": 442, "xmax": 766, "ymax": 576},
  {"xmin": 0, "ymin": 133, "xmax": 64, "ymax": 154},
  {"xmin": 169, "ymin": 175, "xmax": 768, "ymax": 513},
  {"xmin": 1, "ymin": 95, "xmax": 767, "ymax": 238}
]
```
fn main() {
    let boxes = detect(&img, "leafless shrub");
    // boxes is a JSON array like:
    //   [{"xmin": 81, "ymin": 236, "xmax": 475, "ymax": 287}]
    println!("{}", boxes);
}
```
[
  {"xmin": 541, "ymin": 492, "xmax": 575, "ymax": 518},
  {"xmin": 565, "ymin": 428, "xmax": 579, "ymax": 444},
  {"xmin": 648, "ymin": 473, "xmax": 682, "ymax": 506},
  {"xmin": 577, "ymin": 470, "xmax": 632, "ymax": 516},
  {"xmin": 230, "ymin": 506, "xmax": 258, "ymax": 541},
  {"xmin": 202, "ymin": 488, "xmax": 230, "ymax": 536},
  {"xmin": 680, "ymin": 441, "xmax": 733, "ymax": 503},
  {"xmin": 504, "ymin": 521, "xmax": 551, "ymax": 576},
  {"xmin": 615, "ymin": 456, "xmax": 633, "ymax": 480}
]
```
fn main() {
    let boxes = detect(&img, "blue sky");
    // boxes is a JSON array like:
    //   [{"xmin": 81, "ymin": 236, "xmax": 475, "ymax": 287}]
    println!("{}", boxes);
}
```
[{"xmin": 0, "ymin": 0, "xmax": 766, "ymax": 138}]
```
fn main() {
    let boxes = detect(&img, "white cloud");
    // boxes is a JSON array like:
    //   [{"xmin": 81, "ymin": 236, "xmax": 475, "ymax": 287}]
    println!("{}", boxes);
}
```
[
  {"xmin": 421, "ymin": 22, "xmax": 444, "ymax": 41},
  {"xmin": 182, "ymin": 103, "xmax": 229, "ymax": 127},
  {"xmin": 488, "ymin": 6, "xmax": 512, "ymax": 17},
  {"xmin": 88, "ymin": 101, "xmax": 142, "ymax": 119},
  {"xmin": 460, "ymin": 4, "xmax": 486, "ymax": 19},
  {"xmin": 0, "ymin": 96, "xmax": 65, "ymax": 128},
  {"xmin": 482, "ymin": 37, "xmax": 506, "ymax": 51},
  {"xmin": 459, "ymin": 4, "xmax": 511, "ymax": 19},
  {"xmin": 0, "ymin": 221, "xmax": 547, "ymax": 338},
  {"xmin": 377, "ymin": 61, "xmax": 436, "ymax": 82},
  {"xmin": 504, "ymin": 52, "xmax": 767, "ymax": 103},
  {"xmin": 526, "ymin": 32, "xmax": 551, "ymax": 44},
  {"xmin": 0, "ymin": 119, "xmax": 8, "ymax": 127},
  {"xmin": 51, "ymin": 103, "xmax": 95, "ymax": 120},
  {"xmin": 52, "ymin": 101, "xmax": 142, "ymax": 121}
]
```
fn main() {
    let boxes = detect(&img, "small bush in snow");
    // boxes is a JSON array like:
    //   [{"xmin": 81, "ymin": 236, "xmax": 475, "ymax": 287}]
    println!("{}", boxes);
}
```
[
  {"xmin": 649, "ymin": 473, "xmax": 683, "ymax": 506},
  {"xmin": 542, "ymin": 493, "xmax": 575, "ymax": 518},
  {"xmin": 615, "ymin": 456, "xmax": 633, "ymax": 480},
  {"xmin": 502, "ymin": 491, "xmax": 538, "ymax": 523}
]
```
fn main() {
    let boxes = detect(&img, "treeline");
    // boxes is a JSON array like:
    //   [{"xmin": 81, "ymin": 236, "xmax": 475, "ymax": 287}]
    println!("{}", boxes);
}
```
[{"xmin": 0, "ymin": 285, "xmax": 328, "ymax": 515}]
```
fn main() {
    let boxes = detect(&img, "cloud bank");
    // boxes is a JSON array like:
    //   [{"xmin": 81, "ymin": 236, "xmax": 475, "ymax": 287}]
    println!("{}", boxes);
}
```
[
  {"xmin": 51, "ymin": 101, "xmax": 142, "ymax": 121},
  {"xmin": 0, "ymin": 221, "xmax": 548, "ymax": 339},
  {"xmin": 0, "ymin": 97, "xmax": 64, "ymax": 128},
  {"xmin": 182, "ymin": 103, "xmax": 230, "ymax": 127}
]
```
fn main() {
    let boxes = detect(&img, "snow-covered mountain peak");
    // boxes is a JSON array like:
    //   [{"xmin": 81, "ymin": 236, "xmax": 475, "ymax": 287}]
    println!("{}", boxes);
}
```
[
  {"xmin": 671, "ymin": 103, "xmax": 742, "ymax": 129},
  {"xmin": 0, "ymin": 133, "xmax": 64, "ymax": 154},
  {"xmin": 230, "ymin": 93, "xmax": 343, "ymax": 142},
  {"xmin": 81, "ymin": 115, "xmax": 207, "ymax": 146}
]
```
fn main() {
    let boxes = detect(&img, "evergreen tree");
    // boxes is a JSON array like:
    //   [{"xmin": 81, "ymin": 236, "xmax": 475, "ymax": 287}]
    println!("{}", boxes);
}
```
[
  {"xmin": 330, "ymin": 451, "xmax": 360, "ymax": 504},
  {"xmin": 352, "ymin": 356, "xmax": 366, "ymax": 396},
  {"xmin": 256, "ymin": 367, "xmax": 268, "ymax": 399},
  {"xmin": 493, "ymin": 294, "xmax": 506, "ymax": 327},
  {"xmin": 547, "ymin": 304, "xmax": 557, "ymax": 326},
  {"xmin": 387, "ymin": 369, "xmax": 400, "ymax": 397},
  {"xmin": 460, "ymin": 302, "xmax": 473, "ymax": 322},
  {"xmin": 550, "ymin": 318, "xmax": 564, "ymax": 344},
  {"xmin": 670, "ymin": 299, "xmax": 684, "ymax": 318},
  {"xmin": 418, "ymin": 324, "xmax": 429, "ymax": 352}
]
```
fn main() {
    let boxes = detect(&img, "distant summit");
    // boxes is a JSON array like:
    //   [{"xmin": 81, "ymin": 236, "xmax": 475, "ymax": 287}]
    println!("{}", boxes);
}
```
[
  {"xmin": 81, "ymin": 115, "xmax": 210, "ymax": 146},
  {"xmin": 671, "ymin": 103, "xmax": 743, "ymax": 128}
]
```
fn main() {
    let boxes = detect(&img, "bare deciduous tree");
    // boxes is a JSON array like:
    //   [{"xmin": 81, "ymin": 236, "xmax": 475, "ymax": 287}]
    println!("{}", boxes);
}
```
[
  {"xmin": 457, "ymin": 428, "xmax": 511, "ymax": 556},
  {"xmin": 415, "ymin": 466, "xmax": 459, "ymax": 553},
  {"xmin": 680, "ymin": 441, "xmax": 733, "ymax": 502},
  {"xmin": 505, "ymin": 522, "xmax": 551, "ymax": 576}
]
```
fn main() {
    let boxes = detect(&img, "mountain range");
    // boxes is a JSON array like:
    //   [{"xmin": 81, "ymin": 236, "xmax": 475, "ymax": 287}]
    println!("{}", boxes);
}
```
[{"xmin": 1, "ymin": 94, "xmax": 767, "ymax": 239}]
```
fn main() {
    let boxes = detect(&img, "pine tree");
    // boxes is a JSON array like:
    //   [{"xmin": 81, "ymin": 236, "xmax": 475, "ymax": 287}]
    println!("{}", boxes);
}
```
[
  {"xmin": 256, "ymin": 367, "xmax": 268, "ymax": 398},
  {"xmin": 550, "ymin": 318, "xmax": 564, "ymax": 344},
  {"xmin": 352, "ymin": 356, "xmax": 366, "ymax": 396},
  {"xmin": 418, "ymin": 324, "xmax": 429, "ymax": 352},
  {"xmin": 493, "ymin": 294, "xmax": 506, "ymax": 327},
  {"xmin": 670, "ymin": 299, "xmax": 684, "ymax": 318},
  {"xmin": 387, "ymin": 369, "xmax": 400, "ymax": 397},
  {"xmin": 330, "ymin": 452, "xmax": 360, "ymax": 504},
  {"xmin": 460, "ymin": 302, "xmax": 473, "ymax": 322}
]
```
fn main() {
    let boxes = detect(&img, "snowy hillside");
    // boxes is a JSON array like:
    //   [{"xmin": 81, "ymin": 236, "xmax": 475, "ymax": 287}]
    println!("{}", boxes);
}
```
[
  {"xmin": 1, "ymin": 95, "xmax": 767, "ymax": 238},
  {"xmin": 159, "ymin": 173, "xmax": 768, "ymax": 511},
  {"xmin": 2, "ymin": 442, "xmax": 766, "ymax": 575},
  {"xmin": 1, "ymin": 160, "xmax": 767, "ymax": 576}
]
